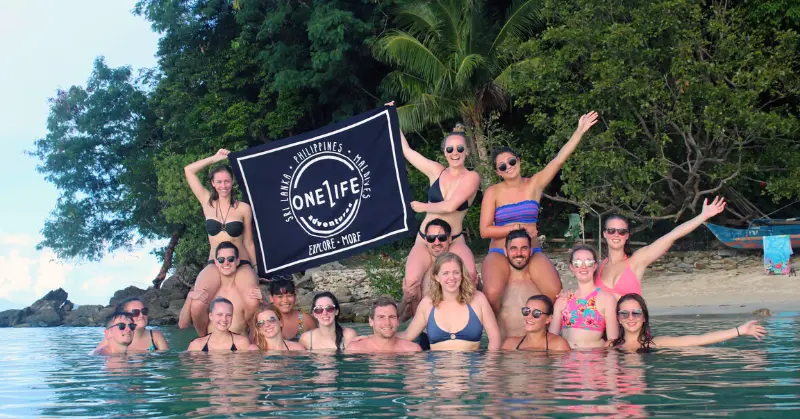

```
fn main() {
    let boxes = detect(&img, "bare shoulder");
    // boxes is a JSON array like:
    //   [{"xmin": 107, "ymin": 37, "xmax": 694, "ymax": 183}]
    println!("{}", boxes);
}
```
[
  {"xmin": 472, "ymin": 291, "xmax": 490, "ymax": 305},
  {"xmin": 302, "ymin": 312, "xmax": 317, "ymax": 329},
  {"xmin": 344, "ymin": 327, "xmax": 358, "ymax": 339},
  {"xmin": 248, "ymin": 343, "xmax": 260, "ymax": 351},
  {"xmin": 234, "ymin": 333, "xmax": 251, "ymax": 346},
  {"xmin": 549, "ymin": 334, "xmax": 572, "ymax": 352},
  {"xmin": 598, "ymin": 290, "xmax": 617, "ymax": 307},
  {"xmin": 285, "ymin": 340, "xmax": 305, "ymax": 351},
  {"xmin": 397, "ymin": 339, "xmax": 422, "ymax": 352},
  {"xmin": 501, "ymin": 336, "xmax": 520, "ymax": 350},
  {"xmin": 345, "ymin": 337, "xmax": 370, "ymax": 352},
  {"xmin": 187, "ymin": 337, "xmax": 204, "ymax": 351}
]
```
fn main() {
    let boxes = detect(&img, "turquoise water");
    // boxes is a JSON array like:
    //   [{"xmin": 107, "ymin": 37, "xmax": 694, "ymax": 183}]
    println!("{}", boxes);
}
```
[{"xmin": 0, "ymin": 314, "xmax": 798, "ymax": 418}]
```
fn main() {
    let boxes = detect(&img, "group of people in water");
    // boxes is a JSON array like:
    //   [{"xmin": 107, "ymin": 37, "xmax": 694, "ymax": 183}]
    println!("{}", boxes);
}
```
[{"xmin": 93, "ymin": 103, "xmax": 768, "ymax": 355}]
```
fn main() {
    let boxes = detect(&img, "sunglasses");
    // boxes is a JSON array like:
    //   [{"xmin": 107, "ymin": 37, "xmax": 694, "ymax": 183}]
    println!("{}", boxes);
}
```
[
  {"xmin": 617, "ymin": 309, "xmax": 643, "ymax": 319},
  {"xmin": 425, "ymin": 233, "xmax": 449, "ymax": 243},
  {"xmin": 130, "ymin": 308, "xmax": 149, "ymax": 317},
  {"xmin": 445, "ymin": 145, "xmax": 465, "ymax": 154},
  {"xmin": 497, "ymin": 157, "xmax": 518, "ymax": 172},
  {"xmin": 216, "ymin": 256, "xmax": 237, "ymax": 264},
  {"xmin": 571, "ymin": 259, "xmax": 596, "ymax": 268},
  {"xmin": 107, "ymin": 322, "xmax": 137, "ymax": 331},
  {"xmin": 312, "ymin": 305, "xmax": 336, "ymax": 315},
  {"xmin": 256, "ymin": 317, "xmax": 280, "ymax": 327},
  {"xmin": 521, "ymin": 307, "xmax": 550, "ymax": 318},
  {"xmin": 605, "ymin": 228, "xmax": 630, "ymax": 236}
]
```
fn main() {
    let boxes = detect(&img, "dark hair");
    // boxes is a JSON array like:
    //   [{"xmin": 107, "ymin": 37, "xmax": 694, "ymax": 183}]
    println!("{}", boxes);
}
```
[
  {"xmin": 312, "ymin": 292, "xmax": 344, "ymax": 351},
  {"xmin": 611, "ymin": 293, "xmax": 653, "ymax": 348},
  {"xmin": 505, "ymin": 229, "xmax": 532, "ymax": 248},
  {"xmin": 441, "ymin": 123, "xmax": 469, "ymax": 149},
  {"xmin": 215, "ymin": 241, "xmax": 239, "ymax": 259},
  {"xmin": 105, "ymin": 311, "xmax": 133, "ymax": 328},
  {"xmin": 209, "ymin": 297, "xmax": 234, "ymax": 313},
  {"xmin": 370, "ymin": 295, "xmax": 398, "ymax": 319},
  {"xmin": 424, "ymin": 218, "xmax": 452, "ymax": 237},
  {"xmin": 269, "ymin": 278, "xmax": 296, "ymax": 296},
  {"xmin": 491, "ymin": 146, "xmax": 519, "ymax": 167},
  {"xmin": 208, "ymin": 165, "xmax": 238, "ymax": 207},
  {"xmin": 114, "ymin": 297, "xmax": 143, "ymax": 313},
  {"xmin": 604, "ymin": 214, "xmax": 633, "ymax": 256},
  {"xmin": 526, "ymin": 295, "xmax": 554, "ymax": 315},
  {"xmin": 569, "ymin": 244, "xmax": 600, "ymax": 279}
]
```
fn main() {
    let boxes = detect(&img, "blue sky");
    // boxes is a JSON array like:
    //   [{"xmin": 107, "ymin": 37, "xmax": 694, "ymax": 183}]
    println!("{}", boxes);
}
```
[{"xmin": 0, "ymin": 1, "xmax": 163, "ymax": 309}]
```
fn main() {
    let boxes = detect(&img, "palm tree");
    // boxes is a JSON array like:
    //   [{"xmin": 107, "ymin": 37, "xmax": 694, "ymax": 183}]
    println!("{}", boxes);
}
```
[{"xmin": 374, "ymin": 0, "xmax": 542, "ymax": 177}]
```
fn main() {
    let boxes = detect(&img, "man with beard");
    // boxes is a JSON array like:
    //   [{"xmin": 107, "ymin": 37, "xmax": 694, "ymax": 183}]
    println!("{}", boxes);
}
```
[
  {"xmin": 91, "ymin": 312, "xmax": 135, "ymax": 355},
  {"xmin": 497, "ymin": 229, "xmax": 552, "ymax": 339},
  {"xmin": 346, "ymin": 296, "xmax": 422, "ymax": 353},
  {"xmin": 398, "ymin": 219, "xmax": 453, "ymax": 322}
]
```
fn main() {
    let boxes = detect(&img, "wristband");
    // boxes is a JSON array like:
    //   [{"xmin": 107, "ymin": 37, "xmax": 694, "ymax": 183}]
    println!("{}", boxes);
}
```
[{"xmin": 736, "ymin": 326, "xmax": 740, "ymax": 337}]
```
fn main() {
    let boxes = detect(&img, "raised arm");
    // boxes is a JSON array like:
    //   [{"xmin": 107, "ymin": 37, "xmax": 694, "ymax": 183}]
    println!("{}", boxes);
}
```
[
  {"xmin": 653, "ymin": 320, "xmax": 766, "ymax": 347},
  {"xmin": 386, "ymin": 101, "xmax": 445, "ymax": 181},
  {"xmin": 184, "ymin": 149, "xmax": 230, "ymax": 203},
  {"xmin": 479, "ymin": 186, "xmax": 522, "ymax": 239},
  {"xmin": 396, "ymin": 298, "xmax": 432, "ymax": 342},
  {"xmin": 630, "ymin": 197, "xmax": 726, "ymax": 271},
  {"xmin": 412, "ymin": 171, "xmax": 480, "ymax": 214},
  {"xmin": 527, "ymin": 111, "xmax": 598, "ymax": 196}
]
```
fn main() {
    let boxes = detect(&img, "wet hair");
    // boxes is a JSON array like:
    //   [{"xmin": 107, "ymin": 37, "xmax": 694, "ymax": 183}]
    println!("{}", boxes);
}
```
[
  {"xmin": 429, "ymin": 252, "xmax": 476, "ymax": 306},
  {"xmin": 312, "ymin": 292, "xmax": 345, "ymax": 351},
  {"xmin": 424, "ymin": 218, "xmax": 452, "ymax": 237},
  {"xmin": 505, "ymin": 229, "xmax": 532, "ymax": 248},
  {"xmin": 251, "ymin": 304, "xmax": 282, "ymax": 351},
  {"xmin": 269, "ymin": 278, "xmax": 296, "ymax": 296},
  {"xmin": 569, "ymin": 244, "xmax": 600, "ymax": 279},
  {"xmin": 604, "ymin": 214, "xmax": 633, "ymax": 256},
  {"xmin": 209, "ymin": 297, "xmax": 234, "ymax": 313},
  {"xmin": 491, "ymin": 146, "xmax": 519, "ymax": 167},
  {"xmin": 114, "ymin": 297, "xmax": 143, "ymax": 313},
  {"xmin": 215, "ymin": 241, "xmax": 239, "ymax": 259},
  {"xmin": 611, "ymin": 293, "xmax": 653, "ymax": 348},
  {"xmin": 105, "ymin": 311, "xmax": 133, "ymax": 328},
  {"xmin": 369, "ymin": 295, "xmax": 398, "ymax": 319},
  {"xmin": 208, "ymin": 165, "xmax": 238, "ymax": 207},
  {"xmin": 441, "ymin": 123, "xmax": 469, "ymax": 150},
  {"xmin": 526, "ymin": 295, "xmax": 554, "ymax": 315}
]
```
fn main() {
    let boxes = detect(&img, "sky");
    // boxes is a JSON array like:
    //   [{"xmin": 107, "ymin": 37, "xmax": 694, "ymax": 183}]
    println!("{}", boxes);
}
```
[{"xmin": 0, "ymin": 1, "xmax": 163, "ymax": 309}]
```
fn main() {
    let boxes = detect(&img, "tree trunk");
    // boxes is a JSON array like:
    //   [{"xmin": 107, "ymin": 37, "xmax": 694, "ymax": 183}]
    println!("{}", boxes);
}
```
[
  {"xmin": 152, "ymin": 226, "xmax": 184, "ymax": 288},
  {"xmin": 468, "ymin": 120, "xmax": 494, "ymax": 190}
]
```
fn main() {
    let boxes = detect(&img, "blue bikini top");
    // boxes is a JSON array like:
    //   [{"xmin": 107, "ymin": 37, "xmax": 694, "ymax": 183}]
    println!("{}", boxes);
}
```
[{"xmin": 427, "ymin": 304, "xmax": 483, "ymax": 344}]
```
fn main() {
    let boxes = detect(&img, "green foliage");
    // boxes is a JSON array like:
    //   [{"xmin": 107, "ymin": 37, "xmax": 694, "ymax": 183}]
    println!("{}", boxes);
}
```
[{"xmin": 363, "ymin": 247, "xmax": 407, "ymax": 301}]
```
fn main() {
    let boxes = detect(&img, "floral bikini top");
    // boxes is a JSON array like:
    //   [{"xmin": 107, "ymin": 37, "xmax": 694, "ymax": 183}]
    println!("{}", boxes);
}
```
[{"xmin": 561, "ymin": 288, "xmax": 606, "ymax": 332}]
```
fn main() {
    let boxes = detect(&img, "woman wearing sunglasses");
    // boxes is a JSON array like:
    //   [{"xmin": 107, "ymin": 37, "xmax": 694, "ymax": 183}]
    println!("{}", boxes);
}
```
[
  {"xmin": 93, "ymin": 297, "xmax": 169, "ymax": 352},
  {"xmin": 399, "ymin": 252, "xmax": 501, "ymax": 351},
  {"xmin": 501, "ymin": 295, "xmax": 570, "ymax": 351},
  {"xmin": 385, "ymin": 102, "xmax": 480, "ymax": 304},
  {"xmin": 480, "ymin": 112, "xmax": 598, "ymax": 313},
  {"xmin": 613, "ymin": 293, "xmax": 766, "ymax": 350},
  {"xmin": 299, "ymin": 292, "xmax": 357, "ymax": 351},
  {"xmin": 249, "ymin": 305, "xmax": 305, "ymax": 351},
  {"xmin": 183, "ymin": 149, "xmax": 259, "ymax": 337},
  {"xmin": 549, "ymin": 244, "xmax": 619, "ymax": 348},
  {"xmin": 597, "ymin": 197, "xmax": 726, "ymax": 299}
]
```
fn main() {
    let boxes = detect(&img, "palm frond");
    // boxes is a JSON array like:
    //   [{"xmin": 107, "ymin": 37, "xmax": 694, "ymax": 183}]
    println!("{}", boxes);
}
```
[
  {"xmin": 475, "ymin": 83, "xmax": 508, "ymax": 117},
  {"xmin": 380, "ymin": 71, "xmax": 429, "ymax": 103},
  {"xmin": 429, "ymin": 0, "xmax": 465, "ymax": 54},
  {"xmin": 492, "ymin": 58, "xmax": 536, "ymax": 90},
  {"xmin": 398, "ymin": 94, "xmax": 462, "ymax": 133},
  {"xmin": 394, "ymin": 1, "xmax": 440, "ymax": 41},
  {"xmin": 490, "ymin": 0, "xmax": 544, "ymax": 55},
  {"xmin": 374, "ymin": 31, "xmax": 448, "ymax": 84},
  {"xmin": 454, "ymin": 54, "xmax": 486, "ymax": 88}
]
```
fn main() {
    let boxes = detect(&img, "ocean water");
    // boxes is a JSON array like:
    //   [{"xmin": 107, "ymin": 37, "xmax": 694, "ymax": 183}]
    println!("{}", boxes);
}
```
[{"xmin": 0, "ymin": 314, "xmax": 798, "ymax": 418}]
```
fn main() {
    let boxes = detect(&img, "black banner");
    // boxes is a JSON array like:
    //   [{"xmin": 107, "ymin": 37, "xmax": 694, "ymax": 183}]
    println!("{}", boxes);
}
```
[{"xmin": 229, "ymin": 106, "xmax": 414, "ymax": 276}]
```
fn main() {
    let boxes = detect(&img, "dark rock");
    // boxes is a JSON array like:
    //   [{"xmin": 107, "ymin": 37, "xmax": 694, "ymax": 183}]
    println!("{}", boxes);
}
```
[
  {"xmin": 0, "ymin": 309, "xmax": 20, "ymax": 327},
  {"xmin": 64, "ymin": 305, "xmax": 104, "ymax": 326},
  {"xmin": 61, "ymin": 300, "xmax": 74, "ymax": 313},
  {"xmin": 108, "ymin": 286, "xmax": 147, "ymax": 309},
  {"xmin": 338, "ymin": 301, "xmax": 370, "ymax": 323},
  {"xmin": 752, "ymin": 308, "xmax": 772, "ymax": 317},
  {"xmin": 14, "ymin": 288, "xmax": 70, "ymax": 327}
]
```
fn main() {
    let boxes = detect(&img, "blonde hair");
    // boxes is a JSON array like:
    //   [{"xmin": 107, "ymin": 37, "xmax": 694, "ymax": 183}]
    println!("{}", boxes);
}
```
[
  {"xmin": 251, "ymin": 304, "xmax": 282, "ymax": 351},
  {"xmin": 428, "ymin": 252, "xmax": 476, "ymax": 306}
]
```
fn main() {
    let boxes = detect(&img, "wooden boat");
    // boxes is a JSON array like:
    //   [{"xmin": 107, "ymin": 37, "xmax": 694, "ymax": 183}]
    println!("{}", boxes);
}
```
[{"xmin": 705, "ymin": 218, "xmax": 800, "ymax": 249}]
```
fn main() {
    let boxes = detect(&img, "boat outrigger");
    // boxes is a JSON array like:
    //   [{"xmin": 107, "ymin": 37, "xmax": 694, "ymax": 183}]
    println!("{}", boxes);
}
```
[{"xmin": 705, "ymin": 219, "xmax": 800, "ymax": 249}]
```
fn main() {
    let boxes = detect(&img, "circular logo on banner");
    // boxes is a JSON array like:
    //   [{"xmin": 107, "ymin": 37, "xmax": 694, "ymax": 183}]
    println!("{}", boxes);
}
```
[{"xmin": 284, "ymin": 148, "xmax": 371, "ymax": 238}]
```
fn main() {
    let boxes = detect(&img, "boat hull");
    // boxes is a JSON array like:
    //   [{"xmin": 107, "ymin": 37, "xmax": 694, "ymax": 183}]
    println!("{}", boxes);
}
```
[{"xmin": 705, "ymin": 223, "xmax": 800, "ymax": 249}]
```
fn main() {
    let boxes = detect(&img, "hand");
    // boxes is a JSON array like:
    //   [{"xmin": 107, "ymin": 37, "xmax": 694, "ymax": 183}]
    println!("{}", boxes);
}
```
[
  {"xmin": 211, "ymin": 148, "xmax": 230, "ymax": 163},
  {"xmin": 351, "ymin": 335, "xmax": 369, "ymax": 343},
  {"xmin": 701, "ymin": 196, "xmax": 726, "ymax": 220},
  {"xmin": 410, "ymin": 201, "xmax": 425, "ymax": 213},
  {"xmin": 384, "ymin": 100, "xmax": 395, "ymax": 107},
  {"xmin": 605, "ymin": 340, "xmax": 616, "ymax": 348},
  {"xmin": 576, "ymin": 111, "xmax": 599, "ymax": 135},
  {"xmin": 248, "ymin": 288, "xmax": 264, "ymax": 301},
  {"xmin": 738, "ymin": 320, "xmax": 767, "ymax": 340},
  {"xmin": 556, "ymin": 288, "xmax": 574, "ymax": 300},
  {"xmin": 187, "ymin": 289, "xmax": 209, "ymax": 304},
  {"xmin": 523, "ymin": 223, "xmax": 538, "ymax": 239}
]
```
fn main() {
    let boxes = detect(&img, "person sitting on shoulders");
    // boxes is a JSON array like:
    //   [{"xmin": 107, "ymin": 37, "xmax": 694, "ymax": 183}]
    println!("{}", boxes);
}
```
[
  {"xmin": 502, "ymin": 295, "xmax": 570, "ymax": 352},
  {"xmin": 347, "ymin": 296, "xmax": 422, "ymax": 354},
  {"xmin": 269, "ymin": 278, "xmax": 317, "ymax": 341},
  {"xmin": 248, "ymin": 304, "xmax": 305, "ymax": 352},
  {"xmin": 94, "ymin": 297, "xmax": 168, "ymax": 352},
  {"xmin": 612, "ymin": 293, "xmax": 767, "ymax": 350},
  {"xmin": 91, "ymin": 312, "xmax": 136, "ymax": 356},
  {"xmin": 187, "ymin": 297, "xmax": 252, "ymax": 352},
  {"xmin": 180, "ymin": 242, "xmax": 262, "ymax": 337},
  {"xmin": 299, "ymin": 292, "xmax": 358, "ymax": 352},
  {"xmin": 398, "ymin": 218, "xmax": 454, "ymax": 322}
]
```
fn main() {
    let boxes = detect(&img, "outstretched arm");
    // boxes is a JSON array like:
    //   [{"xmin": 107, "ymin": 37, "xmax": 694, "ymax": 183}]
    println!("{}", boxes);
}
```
[
  {"xmin": 386, "ymin": 101, "xmax": 444, "ymax": 180},
  {"xmin": 527, "ymin": 111, "xmax": 598, "ymax": 195},
  {"xmin": 631, "ymin": 197, "xmax": 726, "ymax": 270},
  {"xmin": 653, "ymin": 320, "xmax": 766, "ymax": 347},
  {"xmin": 184, "ymin": 149, "xmax": 229, "ymax": 203},
  {"xmin": 396, "ymin": 299, "xmax": 431, "ymax": 342}
]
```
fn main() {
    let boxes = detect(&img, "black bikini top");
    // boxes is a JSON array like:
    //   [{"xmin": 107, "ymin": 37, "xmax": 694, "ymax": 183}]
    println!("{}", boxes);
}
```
[
  {"xmin": 205, "ymin": 219, "xmax": 244, "ymax": 237},
  {"xmin": 428, "ymin": 170, "xmax": 470, "ymax": 212}
]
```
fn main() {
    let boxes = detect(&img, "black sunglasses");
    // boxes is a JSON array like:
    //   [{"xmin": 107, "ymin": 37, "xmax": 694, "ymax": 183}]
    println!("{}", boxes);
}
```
[
  {"xmin": 425, "ymin": 233, "xmax": 449, "ymax": 243},
  {"xmin": 617, "ymin": 309, "xmax": 643, "ymax": 319},
  {"xmin": 521, "ymin": 307, "xmax": 550, "ymax": 318},
  {"xmin": 497, "ymin": 157, "xmax": 518, "ymax": 172},
  {"xmin": 216, "ymin": 256, "xmax": 237, "ymax": 264},
  {"xmin": 107, "ymin": 322, "xmax": 137, "ymax": 331},
  {"xmin": 130, "ymin": 308, "xmax": 149, "ymax": 317},
  {"xmin": 445, "ymin": 145, "xmax": 465, "ymax": 154},
  {"xmin": 605, "ymin": 228, "xmax": 630, "ymax": 236}
]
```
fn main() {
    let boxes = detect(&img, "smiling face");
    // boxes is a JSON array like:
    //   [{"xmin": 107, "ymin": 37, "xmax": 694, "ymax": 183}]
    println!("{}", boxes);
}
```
[
  {"xmin": 506, "ymin": 237, "xmax": 531, "ymax": 270},
  {"xmin": 522, "ymin": 299, "xmax": 551, "ymax": 333},
  {"xmin": 434, "ymin": 260, "xmax": 463, "ymax": 295},
  {"xmin": 208, "ymin": 301, "xmax": 234, "ymax": 332},
  {"xmin": 425, "ymin": 225, "xmax": 451, "ymax": 257},
  {"xmin": 214, "ymin": 248, "xmax": 238, "ymax": 276},
  {"xmin": 105, "ymin": 315, "xmax": 135, "ymax": 345},
  {"xmin": 618, "ymin": 298, "xmax": 645, "ymax": 335},
  {"xmin": 256, "ymin": 309, "xmax": 282, "ymax": 339},
  {"xmin": 443, "ymin": 135, "xmax": 468, "ymax": 168},
  {"xmin": 369, "ymin": 305, "xmax": 399, "ymax": 339},
  {"xmin": 211, "ymin": 169, "xmax": 233, "ymax": 198},
  {"xmin": 569, "ymin": 249, "xmax": 597, "ymax": 284},
  {"xmin": 270, "ymin": 291, "xmax": 296, "ymax": 314},
  {"xmin": 494, "ymin": 151, "xmax": 520, "ymax": 180},
  {"xmin": 604, "ymin": 217, "xmax": 630, "ymax": 251},
  {"xmin": 312, "ymin": 296, "xmax": 338, "ymax": 327},
  {"xmin": 125, "ymin": 300, "xmax": 148, "ymax": 329}
]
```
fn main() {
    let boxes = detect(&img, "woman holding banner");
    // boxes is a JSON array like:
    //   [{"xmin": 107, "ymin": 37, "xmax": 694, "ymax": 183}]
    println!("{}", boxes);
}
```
[
  {"xmin": 182, "ymin": 149, "xmax": 260, "ymax": 337},
  {"xmin": 386, "ymin": 102, "xmax": 480, "ymax": 320}
]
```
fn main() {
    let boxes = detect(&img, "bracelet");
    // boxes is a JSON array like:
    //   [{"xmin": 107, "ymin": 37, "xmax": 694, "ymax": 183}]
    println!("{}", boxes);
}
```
[{"xmin": 736, "ymin": 326, "xmax": 740, "ymax": 337}]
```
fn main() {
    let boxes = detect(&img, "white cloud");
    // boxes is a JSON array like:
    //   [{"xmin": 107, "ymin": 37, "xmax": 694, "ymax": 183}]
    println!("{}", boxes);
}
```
[
  {"xmin": 0, "ymin": 248, "xmax": 35, "ymax": 299},
  {"xmin": 32, "ymin": 249, "xmax": 72, "ymax": 297},
  {"xmin": 0, "ymin": 233, "xmax": 39, "ymax": 248}
]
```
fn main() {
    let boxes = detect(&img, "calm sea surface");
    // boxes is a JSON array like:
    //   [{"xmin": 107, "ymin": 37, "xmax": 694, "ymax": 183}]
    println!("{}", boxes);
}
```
[{"xmin": 0, "ymin": 313, "xmax": 798, "ymax": 418}]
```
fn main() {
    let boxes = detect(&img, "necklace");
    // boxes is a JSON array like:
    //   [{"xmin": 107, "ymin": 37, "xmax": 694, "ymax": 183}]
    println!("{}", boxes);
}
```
[{"xmin": 215, "ymin": 201, "xmax": 233, "ymax": 233}]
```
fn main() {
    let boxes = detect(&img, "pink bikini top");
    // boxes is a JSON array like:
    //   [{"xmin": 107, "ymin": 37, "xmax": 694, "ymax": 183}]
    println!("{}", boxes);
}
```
[
  {"xmin": 561, "ymin": 287, "xmax": 606, "ymax": 332},
  {"xmin": 595, "ymin": 256, "xmax": 642, "ymax": 297}
]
